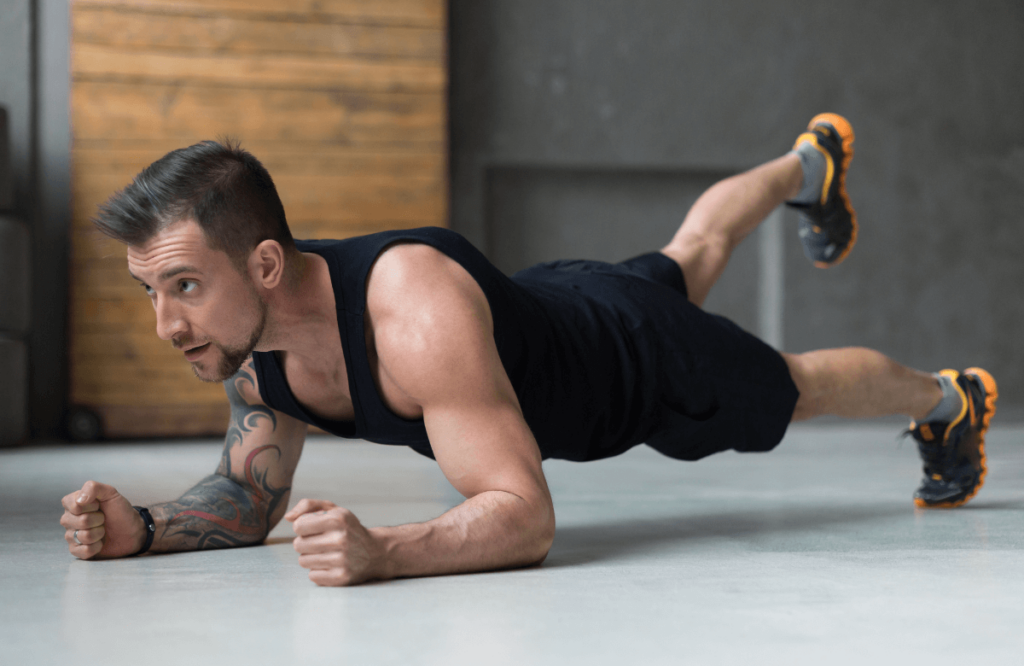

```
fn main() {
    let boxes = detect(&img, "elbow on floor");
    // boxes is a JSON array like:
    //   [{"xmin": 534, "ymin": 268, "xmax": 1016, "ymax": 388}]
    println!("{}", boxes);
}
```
[{"xmin": 527, "ymin": 507, "xmax": 556, "ymax": 566}]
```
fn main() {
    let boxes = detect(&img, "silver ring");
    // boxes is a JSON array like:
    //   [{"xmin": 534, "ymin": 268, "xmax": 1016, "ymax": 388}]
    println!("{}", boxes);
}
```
[{"xmin": 73, "ymin": 529, "xmax": 82, "ymax": 545}]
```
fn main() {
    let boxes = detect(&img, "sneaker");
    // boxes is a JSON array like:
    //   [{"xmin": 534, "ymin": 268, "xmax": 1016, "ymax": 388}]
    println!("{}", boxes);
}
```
[
  {"xmin": 909, "ymin": 368, "xmax": 998, "ymax": 508},
  {"xmin": 786, "ymin": 113, "xmax": 858, "ymax": 268}
]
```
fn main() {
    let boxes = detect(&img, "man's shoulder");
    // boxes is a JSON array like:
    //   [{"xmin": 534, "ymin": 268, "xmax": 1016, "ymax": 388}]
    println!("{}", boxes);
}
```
[
  {"xmin": 373, "ymin": 240, "xmax": 453, "ymax": 278},
  {"xmin": 369, "ymin": 242, "xmax": 486, "ymax": 320},
  {"xmin": 366, "ymin": 242, "xmax": 495, "ymax": 390}
]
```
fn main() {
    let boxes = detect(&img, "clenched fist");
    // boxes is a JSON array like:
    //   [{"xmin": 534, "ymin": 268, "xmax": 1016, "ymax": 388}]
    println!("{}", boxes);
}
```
[
  {"xmin": 60, "ymin": 481, "xmax": 146, "ymax": 560},
  {"xmin": 286, "ymin": 499, "xmax": 386, "ymax": 586}
]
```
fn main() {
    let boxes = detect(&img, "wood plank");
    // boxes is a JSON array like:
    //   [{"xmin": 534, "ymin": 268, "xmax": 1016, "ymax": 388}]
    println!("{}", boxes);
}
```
[
  {"xmin": 72, "ymin": 145, "xmax": 444, "ymax": 177},
  {"xmin": 72, "ymin": 7, "xmax": 443, "ymax": 60},
  {"xmin": 72, "ymin": 328, "xmax": 197, "ymax": 362},
  {"xmin": 71, "ymin": 143, "xmax": 440, "ymax": 174},
  {"xmin": 72, "ymin": 365, "xmax": 222, "ymax": 395},
  {"xmin": 93, "ymin": 403, "xmax": 230, "ymax": 439},
  {"xmin": 73, "ymin": 0, "xmax": 445, "ymax": 29},
  {"xmin": 72, "ymin": 379, "xmax": 227, "ymax": 408},
  {"xmin": 71, "ymin": 82, "xmax": 446, "ymax": 145},
  {"xmin": 71, "ymin": 173, "xmax": 445, "ymax": 245},
  {"xmin": 72, "ymin": 43, "xmax": 445, "ymax": 94}
]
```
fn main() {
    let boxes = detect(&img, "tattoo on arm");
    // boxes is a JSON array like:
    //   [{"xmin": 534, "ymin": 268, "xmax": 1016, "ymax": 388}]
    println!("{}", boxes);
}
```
[{"xmin": 148, "ymin": 363, "xmax": 292, "ymax": 552}]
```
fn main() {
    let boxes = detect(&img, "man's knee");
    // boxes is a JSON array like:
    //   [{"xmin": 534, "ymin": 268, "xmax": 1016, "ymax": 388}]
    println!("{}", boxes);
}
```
[
  {"xmin": 662, "ymin": 231, "xmax": 732, "ymax": 306},
  {"xmin": 782, "ymin": 352, "xmax": 821, "ymax": 422}
]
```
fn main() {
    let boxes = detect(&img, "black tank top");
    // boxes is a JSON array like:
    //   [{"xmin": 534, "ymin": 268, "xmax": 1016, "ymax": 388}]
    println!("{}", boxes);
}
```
[{"xmin": 251, "ymin": 227, "xmax": 672, "ymax": 461}]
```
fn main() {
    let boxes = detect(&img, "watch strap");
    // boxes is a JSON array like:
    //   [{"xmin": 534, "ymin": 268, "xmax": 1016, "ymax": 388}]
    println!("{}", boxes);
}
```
[{"xmin": 133, "ymin": 506, "xmax": 156, "ymax": 556}]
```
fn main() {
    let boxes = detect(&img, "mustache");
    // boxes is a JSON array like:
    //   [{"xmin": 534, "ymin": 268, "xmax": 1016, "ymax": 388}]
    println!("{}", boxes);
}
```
[{"xmin": 172, "ymin": 338, "xmax": 209, "ymax": 351}]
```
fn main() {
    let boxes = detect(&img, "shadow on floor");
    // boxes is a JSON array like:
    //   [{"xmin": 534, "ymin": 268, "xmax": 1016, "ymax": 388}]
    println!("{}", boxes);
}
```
[{"xmin": 544, "ymin": 503, "xmax": 913, "ymax": 567}]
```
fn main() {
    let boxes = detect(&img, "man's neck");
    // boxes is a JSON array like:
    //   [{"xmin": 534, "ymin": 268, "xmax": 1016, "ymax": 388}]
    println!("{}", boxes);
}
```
[{"xmin": 255, "ymin": 251, "xmax": 342, "ymax": 366}]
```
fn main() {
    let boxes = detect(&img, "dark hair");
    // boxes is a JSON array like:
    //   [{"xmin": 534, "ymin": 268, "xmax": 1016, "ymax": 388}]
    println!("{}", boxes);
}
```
[{"xmin": 93, "ymin": 140, "xmax": 295, "ymax": 270}]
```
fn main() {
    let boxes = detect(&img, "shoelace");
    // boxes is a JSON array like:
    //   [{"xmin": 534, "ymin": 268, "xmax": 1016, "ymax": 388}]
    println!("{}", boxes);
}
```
[{"xmin": 900, "ymin": 427, "xmax": 954, "ymax": 479}]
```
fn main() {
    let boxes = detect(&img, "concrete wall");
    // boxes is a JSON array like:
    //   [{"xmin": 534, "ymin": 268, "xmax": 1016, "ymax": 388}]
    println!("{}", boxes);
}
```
[
  {"xmin": 451, "ymin": 0, "xmax": 1024, "ymax": 420},
  {"xmin": 0, "ymin": 0, "xmax": 71, "ymax": 441}
]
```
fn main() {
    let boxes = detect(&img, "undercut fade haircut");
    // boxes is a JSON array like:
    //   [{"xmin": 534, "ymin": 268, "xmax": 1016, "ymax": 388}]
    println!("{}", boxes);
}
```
[{"xmin": 93, "ymin": 140, "xmax": 295, "ymax": 271}]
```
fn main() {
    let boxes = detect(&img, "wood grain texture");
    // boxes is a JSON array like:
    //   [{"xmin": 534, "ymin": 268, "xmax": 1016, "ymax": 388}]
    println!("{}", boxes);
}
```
[
  {"xmin": 95, "ymin": 404, "xmax": 231, "ymax": 438},
  {"xmin": 73, "ymin": 43, "xmax": 444, "ymax": 93},
  {"xmin": 72, "ymin": 7, "xmax": 443, "ymax": 60},
  {"xmin": 72, "ymin": 83, "xmax": 445, "ymax": 145},
  {"xmin": 74, "ymin": 0, "xmax": 445, "ymax": 28},
  {"xmin": 69, "ymin": 0, "xmax": 448, "ymax": 438}
]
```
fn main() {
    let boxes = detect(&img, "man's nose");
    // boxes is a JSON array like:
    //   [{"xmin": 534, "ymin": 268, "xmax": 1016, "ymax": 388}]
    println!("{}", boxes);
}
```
[{"xmin": 154, "ymin": 296, "xmax": 187, "ymax": 341}]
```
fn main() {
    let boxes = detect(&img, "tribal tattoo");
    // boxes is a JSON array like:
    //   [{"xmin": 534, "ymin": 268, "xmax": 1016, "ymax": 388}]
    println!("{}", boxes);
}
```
[{"xmin": 148, "ymin": 362, "xmax": 293, "ymax": 552}]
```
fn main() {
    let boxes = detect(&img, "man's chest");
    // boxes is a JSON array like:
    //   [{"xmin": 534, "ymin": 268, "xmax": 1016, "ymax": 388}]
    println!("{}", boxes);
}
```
[{"xmin": 281, "ymin": 327, "xmax": 422, "ymax": 423}]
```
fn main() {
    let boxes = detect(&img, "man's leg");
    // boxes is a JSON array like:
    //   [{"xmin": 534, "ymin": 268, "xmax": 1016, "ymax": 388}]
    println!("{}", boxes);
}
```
[
  {"xmin": 658, "ymin": 114, "xmax": 943, "ymax": 423},
  {"xmin": 660, "ymin": 113, "xmax": 997, "ymax": 508},
  {"xmin": 661, "ymin": 112, "xmax": 856, "ymax": 307},
  {"xmin": 782, "ymin": 348, "xmax": 941, "ymax": 422},
  {"xmin": 659, "ymin": 153, "xmax": 802, "ymax": 307}
]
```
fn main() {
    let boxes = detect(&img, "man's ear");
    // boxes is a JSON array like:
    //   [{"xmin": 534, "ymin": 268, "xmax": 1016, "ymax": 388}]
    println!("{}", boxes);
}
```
[{"xmin": 249, "ymin": 240, "xmax": 286, "ymax": 290}]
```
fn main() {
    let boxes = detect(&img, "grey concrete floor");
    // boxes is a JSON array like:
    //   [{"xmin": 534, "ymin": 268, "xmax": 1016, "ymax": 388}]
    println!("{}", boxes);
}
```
[{"xmin": 3, "ymin": 424, "xmax": 1024, "ymax": 666}]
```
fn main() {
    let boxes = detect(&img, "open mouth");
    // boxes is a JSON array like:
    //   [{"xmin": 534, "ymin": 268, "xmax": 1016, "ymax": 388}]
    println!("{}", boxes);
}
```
[{"xmin": 183, "ymin": 342, "xmax": 211, "ymax": 361}]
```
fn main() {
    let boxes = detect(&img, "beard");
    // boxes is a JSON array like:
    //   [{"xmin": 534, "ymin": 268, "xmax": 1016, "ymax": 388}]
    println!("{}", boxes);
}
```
[{"xmin": 191, "ymin": 293, "xmax": 269, "ymax": 383}]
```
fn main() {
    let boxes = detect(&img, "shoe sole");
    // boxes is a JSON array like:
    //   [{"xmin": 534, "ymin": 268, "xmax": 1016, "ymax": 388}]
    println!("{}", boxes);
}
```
[
  {"xmin": 807, "ymin": 112, "xmax": 858, "ymax": 268},
  {"xmin": 913, "ymin": 367, "xmax": 998, "ymax": 509}
]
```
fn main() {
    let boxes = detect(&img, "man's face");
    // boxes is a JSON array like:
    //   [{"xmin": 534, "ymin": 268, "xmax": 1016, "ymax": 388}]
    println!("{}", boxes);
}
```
[{"xmin": 127, "ymin": 219, "xmax": 267, "ymax": 383}]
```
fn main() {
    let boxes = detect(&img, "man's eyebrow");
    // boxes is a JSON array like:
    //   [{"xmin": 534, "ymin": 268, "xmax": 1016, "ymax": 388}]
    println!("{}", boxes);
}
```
[{"xmin": 127, "ymin": 265, "xmax": 202, "ymax": 283}]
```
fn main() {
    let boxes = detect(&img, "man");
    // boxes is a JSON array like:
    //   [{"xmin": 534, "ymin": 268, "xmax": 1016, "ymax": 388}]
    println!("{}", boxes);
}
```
[{"xmin": 60, "ymin": 114, "xmax": 998, "ymax": 586}]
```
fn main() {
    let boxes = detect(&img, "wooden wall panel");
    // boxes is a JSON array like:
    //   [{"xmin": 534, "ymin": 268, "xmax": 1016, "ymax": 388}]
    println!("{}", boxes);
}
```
[{"xmin": 69, "ymin": 0, "xmax": 448, "ymax": 438}]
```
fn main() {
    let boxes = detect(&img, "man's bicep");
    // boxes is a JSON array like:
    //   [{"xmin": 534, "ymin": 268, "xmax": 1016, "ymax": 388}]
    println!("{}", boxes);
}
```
[{"xmin": 217, "ymin": 359, "xmax": 307, "ymax": 517}]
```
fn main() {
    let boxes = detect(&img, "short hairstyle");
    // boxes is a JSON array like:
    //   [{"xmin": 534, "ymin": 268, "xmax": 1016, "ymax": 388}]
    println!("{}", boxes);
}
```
[{"xmin": 93, "ymin": 140, "xmax": 295, "ymax": 269}]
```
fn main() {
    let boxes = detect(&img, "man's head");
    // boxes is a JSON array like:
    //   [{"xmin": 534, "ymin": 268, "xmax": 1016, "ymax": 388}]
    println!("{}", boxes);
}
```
[{"xmin": 95, "ymin": 141, "xmax": 296, "ymax": 382}]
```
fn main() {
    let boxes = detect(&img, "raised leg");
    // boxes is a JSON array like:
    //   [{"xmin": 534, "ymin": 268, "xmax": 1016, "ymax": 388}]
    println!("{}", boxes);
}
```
[
  {"xmin": 783, "ymin": 348, "xmax": 942, "ymax": 422},
  {"xmin": 660, "ymin": 153, "xmax": 802, "ymax": 307}
]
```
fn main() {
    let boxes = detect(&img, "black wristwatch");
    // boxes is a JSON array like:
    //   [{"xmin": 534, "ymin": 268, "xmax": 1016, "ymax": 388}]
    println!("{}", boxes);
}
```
[{"xmin": 133, "ymin": 506, "xmax": 156, "ymax": 556}]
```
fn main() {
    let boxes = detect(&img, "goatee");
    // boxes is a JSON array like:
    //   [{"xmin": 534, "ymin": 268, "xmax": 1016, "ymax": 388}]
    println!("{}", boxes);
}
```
[{"xmin": 192, "ymin": 297, "xmax": 268, "ymax": 383}]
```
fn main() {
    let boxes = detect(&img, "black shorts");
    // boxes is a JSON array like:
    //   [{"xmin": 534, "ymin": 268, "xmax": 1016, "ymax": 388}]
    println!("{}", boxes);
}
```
[{"xmin": 613, "ymin": 252, "xmax": 799, "ymax": 461}]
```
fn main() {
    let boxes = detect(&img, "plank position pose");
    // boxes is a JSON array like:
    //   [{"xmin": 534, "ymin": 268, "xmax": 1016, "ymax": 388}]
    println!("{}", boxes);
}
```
[{"xmin": 60, "ymin": 114, "xmax": 998, "ymax": 586}]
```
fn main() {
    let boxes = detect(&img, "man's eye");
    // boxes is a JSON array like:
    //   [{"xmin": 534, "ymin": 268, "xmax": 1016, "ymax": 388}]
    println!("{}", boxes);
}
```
[
  {"xmin": 180, "ymin": 280, "xmax": 197, "ymax": 293},
  {"xmin": 142, "ymin": 284, "xmax": 154, "ymax": 295}
]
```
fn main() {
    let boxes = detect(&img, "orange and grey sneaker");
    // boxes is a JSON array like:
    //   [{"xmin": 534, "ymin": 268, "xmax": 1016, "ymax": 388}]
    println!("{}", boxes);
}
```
[
  {"xmin": 909, "ymin": 368, "xmax": 998, "ymax": 508},
  {"xmin": 786, "ymin": 113, "xmax": 858, "ymax": 268}
]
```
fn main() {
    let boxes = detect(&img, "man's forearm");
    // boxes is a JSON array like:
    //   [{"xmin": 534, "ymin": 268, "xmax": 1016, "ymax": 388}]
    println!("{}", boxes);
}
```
[
  {"xmin": 371, "ymin": 490, "xmax": 555, "ymax": 579},
  {"xmin": 146, "ymin": 473, "xmax": 286, "ymax": 553}
]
